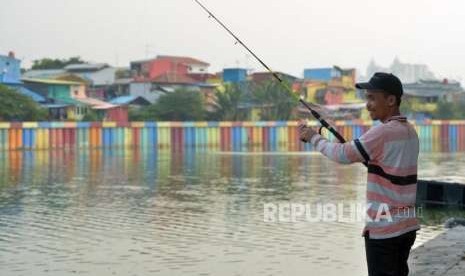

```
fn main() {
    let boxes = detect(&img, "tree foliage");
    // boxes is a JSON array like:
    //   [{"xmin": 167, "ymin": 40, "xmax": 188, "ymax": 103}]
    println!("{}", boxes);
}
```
[
  {"xmin": 31, "ymin": 56, "xmax": 87, "ymax": 70},
  {"xmin": 433, "ymin": 100, "xmax": 465, "ymax": 119},
  {"xmin": 129, "ymin": 89, "xmax": 205, "ymax": 121},
  {"xmin": 0, "ymin": 85, "xmax": 48, "ymax": 121},
  {"xmin": 401, "ymin": 98, "xmax": 465, "ymax": 120},
  {"xmin": 250, "ymin": 80, "xmax": 299, "ymax": 120},
  {"xmin": 209, "ymin": 81, "xmax": 299, "ymax": 121},
  {"xmin": 81, "ymin": 110, "xmax": 100, "ymax": 121},
  {"xmin": 208, "ymin": 84, "xmax": 248, "ymax": 121}
]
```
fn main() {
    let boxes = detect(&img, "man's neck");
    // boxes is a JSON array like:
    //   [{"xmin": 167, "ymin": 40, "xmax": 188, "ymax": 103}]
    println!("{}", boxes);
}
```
[{"xmin": 381, "ymin": 110, "xmax": 401, "ymax": 123}]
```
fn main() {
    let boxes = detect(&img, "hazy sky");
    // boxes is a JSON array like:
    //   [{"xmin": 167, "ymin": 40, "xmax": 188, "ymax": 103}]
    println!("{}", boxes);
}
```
[{"xmin": 1, "ymin": 0, "xmax": 465, "ymax": 80}]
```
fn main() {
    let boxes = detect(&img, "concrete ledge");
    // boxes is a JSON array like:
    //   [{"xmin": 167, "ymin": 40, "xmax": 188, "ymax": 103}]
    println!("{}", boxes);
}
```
[{"xmin": 409, "ymin": 226, "xmax": 465, "ymax": 275}]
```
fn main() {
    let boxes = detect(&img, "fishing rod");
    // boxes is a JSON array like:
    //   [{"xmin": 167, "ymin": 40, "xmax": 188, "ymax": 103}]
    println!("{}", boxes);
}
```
[{"xmin": 193, "ymin": 0, "xmax": 346, "ymax": 143}]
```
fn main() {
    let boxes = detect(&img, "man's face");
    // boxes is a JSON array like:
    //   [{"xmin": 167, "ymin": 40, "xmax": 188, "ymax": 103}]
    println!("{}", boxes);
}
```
[{"xmin": 365, "ymin": 90, "xmax": 394, "ymax": 121}]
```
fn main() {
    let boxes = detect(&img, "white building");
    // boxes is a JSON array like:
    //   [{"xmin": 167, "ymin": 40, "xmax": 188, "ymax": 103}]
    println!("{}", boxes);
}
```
[{"xmin": 366, "ymin": 58, "xmax": 436, "ymax": 84}]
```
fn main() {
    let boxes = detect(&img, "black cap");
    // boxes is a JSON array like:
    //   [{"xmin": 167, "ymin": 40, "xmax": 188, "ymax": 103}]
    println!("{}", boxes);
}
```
[{"xmin": 356, "ymin": 72, "xmax": 403, "ymax": 97}]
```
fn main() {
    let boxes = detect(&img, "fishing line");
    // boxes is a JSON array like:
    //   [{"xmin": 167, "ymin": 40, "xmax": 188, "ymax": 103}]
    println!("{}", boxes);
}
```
[{"xmin": 193, "ymin": 0, "xmax": 346, "ymax": 143}]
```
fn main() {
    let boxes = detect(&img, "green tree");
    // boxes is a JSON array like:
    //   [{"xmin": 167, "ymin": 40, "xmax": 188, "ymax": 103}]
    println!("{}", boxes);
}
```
[
  {"xmin": 128, "ymin": 106, "xmax": 147, "ymax": 121},
  {"xmin": 208, "ymin": 84, "xmax": 248, "ymax": 121},
  {"xmin": 251, "ymin": 80, "xmax": 298, "ymax": 120},
  {"xmin": 400, "ymin": 98, "xmax": 414, "ymax": 115},
  {"xmin": 31, "ymin": 56, "xmax": 86, "ymax": 70},
  {"xmin": 433, "ymin": 100, "xmax": 465, "ymax": 119},
  {"xmin": 137, "ymin": 89, "xmax": 205, "ymax": 121},
  {"xmin": 128, "ymin": 106, "xmax": 158, "ymax": 121},
  {"xmin": 0, "ymin": 85, "xmax": 48, "ymax": 121},
  {"xmin": 81, "ymin": 110, "xmax": 100, "ymax": 121}
]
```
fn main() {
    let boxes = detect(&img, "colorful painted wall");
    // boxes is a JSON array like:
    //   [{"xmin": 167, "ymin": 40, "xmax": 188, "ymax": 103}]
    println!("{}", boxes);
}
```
[{"xmin": 0, "ymin": 121, "xmax": 464, "ymax": 152}]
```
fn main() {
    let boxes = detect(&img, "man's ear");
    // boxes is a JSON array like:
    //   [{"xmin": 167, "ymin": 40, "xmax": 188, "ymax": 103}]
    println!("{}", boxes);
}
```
[{"xmin": 387, "ymin": 95, "xmax": 396, "ymax": 107}]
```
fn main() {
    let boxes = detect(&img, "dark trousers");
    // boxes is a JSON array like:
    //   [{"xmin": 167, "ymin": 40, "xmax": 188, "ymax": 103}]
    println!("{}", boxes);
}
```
[{"xmin": 364, "ymin": 230, "xmax": 416, "ymax": 276}]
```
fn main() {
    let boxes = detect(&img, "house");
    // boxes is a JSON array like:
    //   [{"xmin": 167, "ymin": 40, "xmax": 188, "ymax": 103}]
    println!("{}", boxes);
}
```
[
  {"xmin": 0, "ymin": 52, "xmax": 72, "ymax": 120},
  {"xmin": 304, "ymin": 67, "xmax": 341, "ymax": 82},
  {"xmin": 22, "ymin": 78, "xmax": 86, "ymax": 101},
  {"xmin": 0, "ymin": 52, "xmax": 22, "ymax": 84},
  {"xmin": 73, "ymin": 97, "xmax": 127, "ymax": 121},
  {"xmin": 129, "ymin": 82, "xmax": 169, "ymax": 104},
  {"xmin": 22, "ymin": 69, "xmax": 67, "ymax": 79},
  {"xmin": 249, "ymin": 71, "xmax": 299, "ymax": 85},
  {"xmin": 404, "ymin": 79, "xmax": 464, "ymax": 103},
  {"xmin": 1, "ymin": 52, "xmax": 41, "ymax": 98},
  {"xmin": 113, "ymin": 77, "xmax": 132, "ymax": 96},
  {"xmin": 109, "ymin": 95, "xmax": 151, "ymax": 107},
  {"xmin": 154, "ymin": 72, "xmax": 218, "ymax": 108},
  {"xmin": 300, "ymin": 66, "xmax": 360, "ymax": 106},
  {"xmin": 22, "ymin": 78, "xmax": 90, "ymax": 120},
  {"xmin": 130, "ymin": 55, "xmax": 210, "ymax": 81},
  {"xmin": 42, "ymin": 103, "xmax": 76, "ymax": 120},
  {"xmin": 108, "ymin": 96, "xmax": 150, "ymax": 121},
  {"xmin": 127, "ymin": 55, "xmax": 215, "ymax": 106},
  {"xmin": 128, "ymin": 71, "xmax": 218, "ymax": 108},
  {"xmin": 64, "ymin": 63, "xmax": 117, "ymax": 99},
  {"xmin": 128, "ymin": 73, "xmax": 198, "ymax": 103},
  {"xmin": 304, "ymin": 66, "xmax": 355, "ymax": 84},
  {"xmin": 0, "ymin": 52, "xmax": 54, "ymax": 111},
  {"xmin": 222, "ymin": 68, "xmax": 248, "ymax": 83},
  {"xmin": 21, "ymin": 78, "xmax": 127, "ymax": 121},
  {"xmin": 297, "ymin": 66, "xmax": 363, "ymax": 118},
  {"xmin": 23, "ymin": 63, "xmax": 118, "ymax": 99},
  {"xmin": 402, "ymin": 79, "xmax": 465, "ymax": 119}
]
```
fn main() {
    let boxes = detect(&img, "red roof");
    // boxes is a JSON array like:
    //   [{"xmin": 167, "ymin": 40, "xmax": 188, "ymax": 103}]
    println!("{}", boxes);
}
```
[
  {"xmin": 156, "ymin": 55, "xmax": 210, "ymax": 66},
  {"xmin": 151, "ymin": 72, "xmax": 198, "ymax": 84}
]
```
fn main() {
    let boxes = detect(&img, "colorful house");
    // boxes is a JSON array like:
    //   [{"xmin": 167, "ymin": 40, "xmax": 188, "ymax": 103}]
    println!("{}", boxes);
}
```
[
  {"xmin": 129, "ymin": 71, "xmax": 218, "ymax": 109},
  {"xmin": 23, "ymin": 63, "xmax": 118, "ymax": 99},
  {"xmin": 0, "ymin": 52, "xmax": 59, "ymax": 117},
  {"xmin": 223, "ymin": 68, "xmax": 248, "ymax": 83},
  {"xmin": 21, "ymin": 78, "xmax": 127, "ymax": 121},
  {"xmin": 128, "ymin": 55, "xmax": 215, "ymax": 108},
  {"xmin": 65, "ymin": 63, "xmax": 118, "ymax": 99},
  {"xmin": 304, "ymin": 67, "xmax": 341, "ymax": 81},
  {"xmin": 0, "ymin": 52, "xmax": 22, "ymax": 84},
  {"xmin": 130, "ymin": 55, "xmax": 210, "ymax": 81},
  {"xmin": 21, "ymin": 78, "xmax": 100, "ymax": 120},
  {"xmin": 297, "ymin": 66, "xmax": 363, "ymax": 119},
  {"xmin": 108, "ymin": 96, "xmax": 151, "ymax": 121},
  {"xmin": 22, "ymin": 78, "xmax": 86, "ymax": 101},
  {"xmin": 300, "ymin": 67, "xmax": 359, "ymax": 104}
]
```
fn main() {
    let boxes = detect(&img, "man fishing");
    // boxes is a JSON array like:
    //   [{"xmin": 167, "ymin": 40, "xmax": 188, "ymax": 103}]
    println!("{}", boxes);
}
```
[
  {"xmin": 298, "ymin": 72, "xmax": 419, "ymax": 276},
  {"xmin": 194, "ymin": 1, "xmax": 420, "ymax": 274}
]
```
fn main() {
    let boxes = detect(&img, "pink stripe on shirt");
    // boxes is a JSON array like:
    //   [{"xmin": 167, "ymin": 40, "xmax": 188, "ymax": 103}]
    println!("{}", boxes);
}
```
[{"xmin": 309, "ymin": 116, "xmax": 420, "ymax": 239}]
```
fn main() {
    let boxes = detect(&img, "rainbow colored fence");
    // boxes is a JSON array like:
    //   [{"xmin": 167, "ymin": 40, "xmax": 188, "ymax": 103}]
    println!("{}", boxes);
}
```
[{"xmin": 0, "ymin": 121, "xmax": 464, "ymax": 152}]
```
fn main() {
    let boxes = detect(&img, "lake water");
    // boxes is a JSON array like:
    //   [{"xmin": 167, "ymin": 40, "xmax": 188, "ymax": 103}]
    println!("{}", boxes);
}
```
[{"xmin": 0, "ymin": 149, "xmax": 464, "ymax": 276}]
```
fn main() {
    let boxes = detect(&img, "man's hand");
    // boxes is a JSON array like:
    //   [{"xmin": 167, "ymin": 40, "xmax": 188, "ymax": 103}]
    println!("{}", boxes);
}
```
[{"xmin": 298, "ymin": 120, "xmax": 317, "ymax": 143}]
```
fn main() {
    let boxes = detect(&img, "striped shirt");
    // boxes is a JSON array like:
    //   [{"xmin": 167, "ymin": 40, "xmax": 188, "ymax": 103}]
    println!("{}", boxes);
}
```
[{"xmin": 309, "ymin": 115, "xmax": 420, "ymax": 239}]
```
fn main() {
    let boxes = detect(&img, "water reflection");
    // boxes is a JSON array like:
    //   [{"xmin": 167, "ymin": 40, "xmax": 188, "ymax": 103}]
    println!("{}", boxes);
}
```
[{"xmin": 0, "ymin": 149, "xmax": 464, "ymax": 276}]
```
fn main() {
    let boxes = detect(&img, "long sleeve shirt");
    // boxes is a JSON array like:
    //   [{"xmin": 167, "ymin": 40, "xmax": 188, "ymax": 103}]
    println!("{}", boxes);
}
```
[{"xmin": 309, "ymin": 116, "xmax": 420, "ymax": 239}]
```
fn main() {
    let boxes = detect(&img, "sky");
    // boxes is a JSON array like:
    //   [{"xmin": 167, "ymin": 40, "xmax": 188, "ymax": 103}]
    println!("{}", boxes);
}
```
[{"xmin": 1, "ymin": 0, "xmax": 465, "ymax": 81}]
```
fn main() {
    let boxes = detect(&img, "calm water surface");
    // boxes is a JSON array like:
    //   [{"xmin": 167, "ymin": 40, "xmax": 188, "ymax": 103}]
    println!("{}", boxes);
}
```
[{"xmin": 0, "ymin": 149, "xmax": 464, "ymax": 276}]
